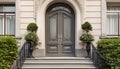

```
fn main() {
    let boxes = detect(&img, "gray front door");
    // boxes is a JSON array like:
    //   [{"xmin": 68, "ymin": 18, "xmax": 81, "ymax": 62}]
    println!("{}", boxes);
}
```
[{"xmin": 45, "ymin": 3, "xmax": 75, "ymax": 57}]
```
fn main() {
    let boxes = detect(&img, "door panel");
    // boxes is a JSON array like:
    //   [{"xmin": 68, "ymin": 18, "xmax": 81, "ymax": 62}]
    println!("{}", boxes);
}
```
[
  {"xmin": 46, "ymin": 4, "xmax": 75, "ymax": 57},
  {"xmin": 49, "ymin": 14, "xmax": 57, "ymax": 40},
  {"xmin": 63, "ymin": 14, "xmax": 71, "ymax": 40},
  {"xmin": 47, "ymin": 13, "xmax": 58, "ymax": 56},
  {"xmin": 62, "ymin": 14, "xmax": 73, "ymax": 56}
]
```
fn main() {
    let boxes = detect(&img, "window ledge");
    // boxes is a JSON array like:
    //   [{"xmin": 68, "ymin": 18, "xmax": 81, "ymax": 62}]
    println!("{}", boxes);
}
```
[
  {"xmin": 100, "ymin": 36, "xmax": 119, "ymax": 39},
  {"xmin": 13, "ymin": 36, "xmax": 22, "ymax": 40}
]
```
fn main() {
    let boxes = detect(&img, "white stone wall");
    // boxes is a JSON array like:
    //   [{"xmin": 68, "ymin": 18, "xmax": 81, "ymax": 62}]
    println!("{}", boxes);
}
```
[
  {"xmin": 17, "ymin": 0, "xmax": 102, "ymax": 56},
  {"xmin": 18, "ymin": 0, "xmax": 35, "ymax": 45},
  {"xmin": 19, "ymin": 0, "xmax": 35, "ymax": 36},
  {"xmin": 84, "ymin": 0, "xmax": 102, "ymax": 44}
]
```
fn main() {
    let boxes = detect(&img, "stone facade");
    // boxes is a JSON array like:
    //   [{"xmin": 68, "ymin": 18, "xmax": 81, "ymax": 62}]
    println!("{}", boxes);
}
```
[
  {"xmin": 15, "ymin": 0, "xmax": 102, "ymax": 57},
  {"xmin": 4, "ymin": 0, "xmax": 120, "ymax": 57}
]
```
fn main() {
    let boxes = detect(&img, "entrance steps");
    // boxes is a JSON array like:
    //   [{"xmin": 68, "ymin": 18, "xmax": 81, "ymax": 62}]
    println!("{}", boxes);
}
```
[{"xmin": 22, "ymin": 57, "xmax": 96, "ymax": 69}]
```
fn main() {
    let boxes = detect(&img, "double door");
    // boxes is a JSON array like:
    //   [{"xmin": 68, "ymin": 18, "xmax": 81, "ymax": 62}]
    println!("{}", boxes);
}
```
[{"xmin": 46, "ymin": 10, "xmax": 75, "ymax": 57}]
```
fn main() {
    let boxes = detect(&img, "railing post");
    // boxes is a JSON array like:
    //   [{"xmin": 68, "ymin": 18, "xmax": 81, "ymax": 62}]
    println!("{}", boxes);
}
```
[{"xmin": 90, "ymin": 43, "xmax": 93, "ymax": 59}]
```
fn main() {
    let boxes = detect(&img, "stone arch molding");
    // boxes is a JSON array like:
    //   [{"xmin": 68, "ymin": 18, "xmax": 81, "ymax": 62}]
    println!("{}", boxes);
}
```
[
  {"xmin": 36, "ymin": 0, "xmax": 83, "ymax": 26},
  {"xmin": 35, "ymin": 0, "xmax": 83, "ymax": 15},
  {"xmin": 36, "ymin": 0, "xmax": 83, "ymax": 50}
]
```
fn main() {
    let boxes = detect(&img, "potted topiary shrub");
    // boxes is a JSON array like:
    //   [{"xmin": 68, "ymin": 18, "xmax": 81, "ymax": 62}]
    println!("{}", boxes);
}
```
[
  {"xmin": 80, "ymin": 21, "xmax": 94, "ymax": 57},
  {"xmin": 25, "ymin": 23, "xmax": 39, "ymax": 58}
]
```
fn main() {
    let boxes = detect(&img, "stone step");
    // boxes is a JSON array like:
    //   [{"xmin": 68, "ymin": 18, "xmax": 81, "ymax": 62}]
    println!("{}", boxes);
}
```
[
  {"xmin": 25, "ymin": 57, "xmax": 91, "ymax": 62},
  {"xmin": 26, "ymin": 57, "xmax": 90, "ymax": 60},
  {"xmin": 22, "ymin": 57, "xmax": 96, "ymax": 69},
  {"xmin": 22, "ymin": 65, "xmax": 96, "ymax": 69},
  {"xmin": 24, "ymin": 62, "xmax": 93, "ymax": 65}
]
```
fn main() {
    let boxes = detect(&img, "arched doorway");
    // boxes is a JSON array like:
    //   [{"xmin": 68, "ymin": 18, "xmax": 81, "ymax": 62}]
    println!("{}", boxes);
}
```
[{"xmin": 45, "ymin": 3, "xmax": 75, "ymax": 57}]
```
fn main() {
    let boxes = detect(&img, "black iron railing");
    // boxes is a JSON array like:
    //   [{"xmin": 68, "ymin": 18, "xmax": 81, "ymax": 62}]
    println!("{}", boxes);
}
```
[
  {"xmin": 17, "ymin": 42, "xmax": 31, "ymax": 69},
  {"xmin": 90, "ymin": 43, "xmax": 119, "ymax": 69}
]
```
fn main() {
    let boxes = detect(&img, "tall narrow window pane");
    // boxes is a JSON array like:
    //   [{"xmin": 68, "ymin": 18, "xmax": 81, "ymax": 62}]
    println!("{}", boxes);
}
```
[
  {"xmin": 50, "ymin": 14, "xmax": 57, "ymax": 40},
  {"xmin": 0, "ymin": 15, "xmax": 4, "ymax": 35},
  {"xmin": 63, "ymin": 14, "xmax": 71, "ymax": 40},
  {"xmin": 0, "ymin": 6, "xmax": 3, "ymax": 12},
  {"xmin": 6, "ymin": 14, "xmax": 15, "ymax": 35},
  {"xmin": 107, "ymin": 13, "xmax": 118, "ymax": 35}
]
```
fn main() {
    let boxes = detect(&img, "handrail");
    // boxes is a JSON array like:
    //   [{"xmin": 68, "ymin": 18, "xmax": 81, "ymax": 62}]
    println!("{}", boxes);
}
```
[
  {"xmin": 90, "ymin": 43, "xmax": 112, "ymax": 69},
  {"xmin": 17, "ymin": 42, "xmax": 31, "ymax": 69}
]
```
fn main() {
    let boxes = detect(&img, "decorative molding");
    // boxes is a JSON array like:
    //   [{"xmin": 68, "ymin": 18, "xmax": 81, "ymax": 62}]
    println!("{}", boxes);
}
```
[
  {"xmin": 35, "ymin": 0, "xmax": 45, "ymax": 11},
  {"xmin": 0, "ymin": 0, "xmax": 15, "ymax": 2},
  {"xmin": 76, "ymin": 0, "xmax": 84, "ymax": 11},
  {"xmin": 76, "ymin": 0, "xmax": 84, "ymax": 23},
  {"xmin": 75, "ymin": 0, "xmax": 81, "ymax": 8},
  {"xmin": 106, "ymin": 0, "xmax": 120, "ymax": 2},
  {"xmin": 34, "ymin": 0, "xmax": 46, "ymax": 20},
  {"xmin": 15, "ymin": 0, "xmax": 20, "ymax": 37},
  {"xmin": 101, "ymin": 0, "xmax": 107, "ymax": 36},
  {"xmin": 76, "ymin": 0, "xmax": 84, "ymax": 5}
]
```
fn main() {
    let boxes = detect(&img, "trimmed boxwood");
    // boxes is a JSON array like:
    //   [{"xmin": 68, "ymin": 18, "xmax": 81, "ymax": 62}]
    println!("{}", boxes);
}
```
[
  {"xmin": 81, "ymin": 22, "xmax": 92, "ymax": 32},
  {"xmin": 80, "ymin": 33, "xmax": 94, "ymax": 42},
  {"xmin": 0, "ymin": 36, "xmax": 18, "ymax": 69},
  {"xmin": 27, "ymin": 23, "xmax": 38, "ymax": 32},
  {"xmin": 25, "ymin": 32, "xmax": 39, "ymax": 45},
  {"xmin": 97, "ymin": 38, "xmax": 120, "ymax": 69}
]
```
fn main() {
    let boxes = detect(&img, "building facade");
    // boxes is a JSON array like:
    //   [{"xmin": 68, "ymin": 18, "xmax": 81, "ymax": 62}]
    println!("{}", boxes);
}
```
[{"xmin": 0, "ymin": 0, "xmax": 119, "ymax": 57}]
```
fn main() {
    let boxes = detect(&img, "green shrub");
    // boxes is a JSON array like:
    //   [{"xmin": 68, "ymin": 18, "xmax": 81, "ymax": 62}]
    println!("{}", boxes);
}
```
[
  {"xmin": 27, "ymin": 23, "xmax": 38, "ymax": 32},
  {"xmin": 97, "ymin": 38, "xmax": 120, "ymax": 69},
  {"xmin": 82, "ymin": 22, "xmax": 92, "ymax": 32},
  {"xmin": 0, "ymin": 36, "xmax": 18, "ymax": 69},
  {"xmin": 25, "ymin": 32, "xmax": 38, "ymax": 45},
  {"xmin": 80, "ymin": 33, "xmax": 94, "ymax": 41}
]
